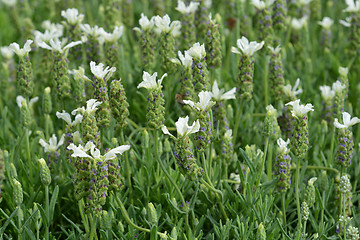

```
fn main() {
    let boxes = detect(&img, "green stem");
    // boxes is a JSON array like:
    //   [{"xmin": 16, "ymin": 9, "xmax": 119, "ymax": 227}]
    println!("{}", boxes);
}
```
[
  {"xmin": 266, "ymin": 140, "xmax": 273, "ymax": 181},
  {"xmin": 232, "ymin": 100, "xmax": 243, "ymax": 146},
  {"xmin": 153, "ymin": 131, "xmax": 187, "ymax": 208},
  {"xmin": 17, "ymin": 206, "xmax": 22, "ymax": 240},
  {"xmin": 114, "ymin": 194, "xmax": 166, "ymax": 237},
  {"xmin": 295, "ymin": 156, "xmax": 302, "ymax": 235},
  {"xmin": 45, "ymin": 114, "xmax": 49, "ymax": 139},
  {"xmin": 25, "ymin": 127, "xmax": 31, "ymax": 162},
  {"xmin": 121, "ymin": 130, "xmax": 132, "ymax": 195},
  {"xmin": 282, "ymin": 192, "xmax": 287, "ymax": 228},
  {"xmin": 264, "ymin": 56, "xmax": 269, "ymax": 107},
  {"xmin": 45, "ymin": 185, "xmax": 49, "ymax": 240},
  {"xmin": 343, "ymin": 191, "xmax": 347, "ymax": 240},
  {"xmin": 303, "ymin": 220, "xmax": 307, "ymax": 239},
  {"xmin": 256, "ymin": 137, "xmax": 269, "ymax": 188},
  {"xmin": 329, "ymin": 126, "xmax": 336, "ymax": 166}
]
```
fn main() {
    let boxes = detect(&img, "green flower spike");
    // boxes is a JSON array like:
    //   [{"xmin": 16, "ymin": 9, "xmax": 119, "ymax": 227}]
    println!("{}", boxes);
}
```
[
  {"xmin": 39, "ymin": 134, "xmax": 65, "ymax": 170},
  {"xmin": 332, "ymin": 80, "xmax": 346, "ymax": 119},
  {"xmin": 90, "ymin": 61, "xmax": 116, "ymax": 129},
  {"xmin": 72, "ymin": 99, "xmax": 102, "ymax": 146},
  {"xmin": 256, "ymin": 222, "xmax": 267, "ymax": 240},
  {"xmin": 133, "ymin": 14, "xmax": 156, "ymax": 71},
  {"xmin": 69, "ymin": 67, "xmax": 89, "ymax": 103},
  {"xmin": 56, "ymin": 110, "xmax": 83, "ymax": 162},
  {"xmin": 263, "ymin": 104, "xmax": 281, "ymax": 140},
  {"xmin": 183, "ymin": 91, "xmax": 215, "ymax": 152},
  {"xmin": 43, "ymin": 87, "xmax": 52, "ymax": 114},
  {"xmin": 335, "ymin": 174, "xmax": 353, "ymax": 217},
  {"xmin": 176, "ymin": 1, "xmax": 199, "ymax": 48},
  {"xmin": 251, "ymin": 0, "xmax": 275, "ymax": 46},
  {"xmin": 38, "ymin": 158, "xmax": 51, "ymax": 186},
  {"xmin": 37, "ymin": 38, "xmax": 82, "ymax": 99},
  {"xmin": 0, "ymin": 47, "xmax": 15, "ymax": 90},
  {"xmin": 102, "ymin": 26, "xmax": 124, "ymax": 79},
  {"xmin": 268, "ymin": 45, "xmax": 285, "ymax": 104},
  {"xmin": 171, "ymin": 50, "xmax": 195, "ymax": 111},
  {"xmin": 319, "ymin": 85, "xmax": 335, "ymax": 124},
  {"xmin": 274, "ymin": 138, "xmax": 291, "ymax": 192},
  {"xmin": 304, "ymin": 177, "xmax": 317, "ymax": 208},
  {"xmin": 285, "ymin": 99, "xmax": 314, "ymax": 160},
  {"xmin": 278, "ymin": 78, "xmax": 303, "ymax": 139},
  {"xmin": 205, "ymin": 14, "xmax": 222, "ymax": 69},
  {"xmin": 318, "ymin": 17, "xmax": 334, "ymax": 49},
  {"xmin": 272, "ymin": 0, "xmax": 287, "ymax": 33},
  {"xmin": 231, "ymin": 36, "xmax": 264, "ymax": 100},
  {"xmin": 338, "ymin": 67, "xmax": 349, "ymax": 98},
  {"xmin": 334, "ymin": 112, "xmax": 360, "ymax": 168},
  {"xmin": 13, "ymin": 178, "xmax": 23, "ymax": 206},
  {"xmin": 195, "ymin": 0, "xmax": 211, "ymax": 40},
  {"xmin": 68, "ymin": 141, "xmax": 130, "ymax": 216},
  {"xmin": 109, "ymin": 79, "xmax": 130, "ymax": 129},
  {"xmin": 210, "ymin": 81, "xmax": 236, "ymax": 135},
  {"xmin": 61, "ymin": 8, "xmax": 84, "ymax": 64},
  {"xmin": 154, "ymin": 14, "xmax": 181, "ymax": 73},
  {"xmin": 162, "ymin": 116, "xmax": 204, "ymax": 180},
  {"xmin": 122, "ymin": 0, "xmax": 134, "ymax": 27},
  {"xmin": 188, "ymin": 42, "xmax": 209, "ymax": 93},
  {"xmin": 103, "ymin": 0, "xmax": 121, "ymax": 30},
  {"xmin": 80, "ymin": 24, "xmax": 105, "ymax": 64},
  {"xmin": 9, "ymin": 40, "xmax": 34, "ymax": 97},
  {"xmin": 343, "ymin": 2, "xmax": 360, "ymax": 58},
  {"xmin": 137, "ymin": 71, "xmax": 167, "ymax": 129},
  {"xmin": 16, "ymin": 96, "xmax": 34, "ymax": 128}
]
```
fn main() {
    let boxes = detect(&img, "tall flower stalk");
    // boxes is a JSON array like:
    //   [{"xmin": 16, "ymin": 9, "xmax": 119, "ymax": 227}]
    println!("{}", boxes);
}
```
[
  {"xmin": 188, "ymin": 42, "xmax": 209, "ymax": 93},
  {"xmin": 9, "ymin": 40, "xmax": 34, "ymax": 97},
  {"xmin": 38, "ymin": 38, "xmax": 82, "ymax": 100},
  {"xmin": 176, "ymin": 0, "xmax": 199, "ymax": 48},
  {"xmin": 137, "ymin": 71, "xmax": 167, "ymax": 129},
  {"xmin": 184, "ymin": 91, "xmax": 215, "ymax": 152},
  {"xmin": 133, "ymin": 14, "xmax": 156, "ymax": 71},
  {"xmin": 154, "ymin": 14, "xmax": 181, "ymax": 73},
  {"xmin": 231, "ymin": 36, "xmax": 264, "ymax": 100}
]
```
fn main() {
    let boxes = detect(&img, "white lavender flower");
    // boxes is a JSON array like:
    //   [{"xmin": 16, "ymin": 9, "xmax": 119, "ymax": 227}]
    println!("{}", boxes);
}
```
[
  {"xmin": 39, "ymin": 134, "xmax": 65, "ymax": 153},
  {"xmin": 37, "ymin": 38, "xmax": 82, "ymax": 54},
  {"xmin": 68, "ymin": 141, "xmax": 130, "ymax": 160},
  {"xmin": 16, "ymin": 95, "xmax": 39, "ymax": 109},
  {"xmin": 332, "ymin": 80, "xmax": 346, "ymax": 93},
  {"xmin": 290, "ymin": 16, "xmax": 308, "ymax": 30},
  {"xmin": 285, "ymin": 99, "xmax": 314, "ymax": 119},
  {"xmin": 162, "ymin": 116, "xmax": 200, "ymax": 138},
  {"xmin": 176, "ymin": 0, "xmax": 200, "ymax": 14},
  {"xmin": 90, "ymin": 61, "xmax": 116, "ymax": 80},
  {"xmin": 188, "ymin": 42, "xmax": 206, "ymax": 60},
  {"xmin": 61, "ymin": 8, "xmax": 84, "ymax": 25},
  {"xmin": 251, "ymin": 0, "xmax": 275, "ymax": 9},
  {"xmin": 334, "ymin": 112, "xmax": 360, "ymax": 129},
  {"xmin": 183, "ymin": 91, "xmax": 215, "ymax": 111},
  {"xmin": 343, "ymin": 0, "xmax": 360, "ymax": 12},
  {"xmin": 277, "ymin": 138, "xmax": 290, "ymax": 154},
  {"xmin": 101, "ymin": 26, "xmax": 124, "ymax": 42},
  {"xmin": 210, "ymin": 81, "xmax": 236, "ymax": 101},
  {"xmin": 319, "ymin": 85, "xmax": 335, "ymax": 101},
  {"xmin": 171, "ymin": 50, "xmax": 193, "ymax": 68},
  {"xmin": 9, "ymin": 40, "xmax": 33, "ymax": 57},
  {"xmin": 71, "ymin": 99, "xmax": 102, "ymax": 115},
  {"xmin": 283, "ymin": 78, "xmax": 303, "ymax": 99},
  {"xmin": 56, "ymin": 110, "xmax": 83, "ymax": 126},
  {"xmin": 231, "ymin": 36, "xmax": 264, "ymax": 56},
  {"xmin": 154, "ymin": 14, "xmax": 181, "ymax": 36},
  {"xmin": 137, "ymin": 71, "xmax": 167, "ymax": 91},
  {"xmin": 318, "ymin": 17, "xmax": 334, "ymax": 29}
]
